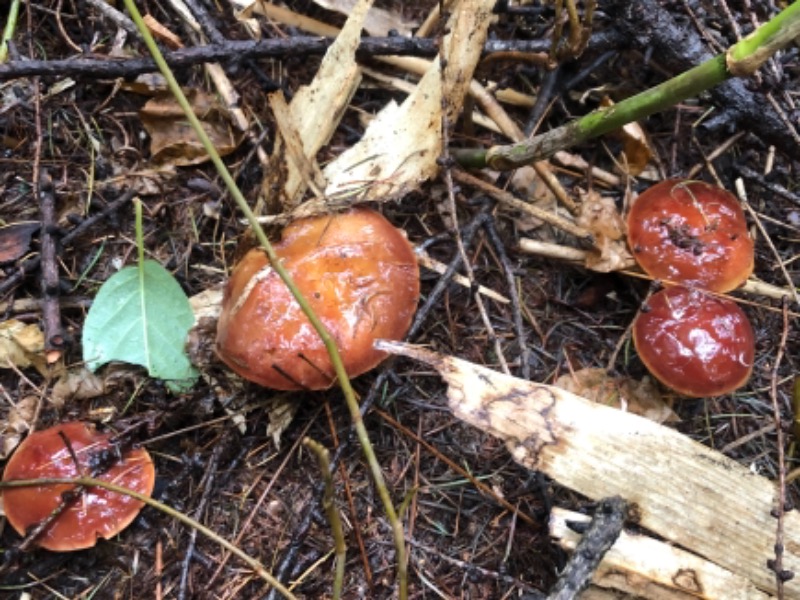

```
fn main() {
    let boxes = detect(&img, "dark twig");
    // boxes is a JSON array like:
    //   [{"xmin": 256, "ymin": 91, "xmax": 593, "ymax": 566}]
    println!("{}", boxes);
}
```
[
  {"xmin": 39, "ymin": 171, "xmax": 66, "ymax": 359},
  {"xmin": 547, "ymin": 496, "xmax": 628, "ymax": 600},
  {"xmin": 0, "ymin": 37, "xmax": 556, "ymax": 81},
  {"xmin": 178, "ymin": 440, "xmax": 224, "ymax": 600},
  {"xmin": 738, "ymin": 165, "xmax": 800, "ymax": 209},
  {"xmin": 0, "ymin": 188, "xmax": 136, "ymax": 298},
  {"xmin": 767, "ymin": 300, "xmax": 794, "ymax": 597},
  {"xmin": 523, "ymin": 67, "xmax": 561, "ymax": 138},
  {"xmin": 482, "ymin": 215, "xmax": 533, "ymax": 378}
]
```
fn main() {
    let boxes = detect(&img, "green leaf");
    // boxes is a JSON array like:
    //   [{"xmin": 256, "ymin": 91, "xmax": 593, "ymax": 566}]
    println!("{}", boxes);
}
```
[{"xmin": 83, "ymin": 259, "xmax": 199, "ymax": 392}]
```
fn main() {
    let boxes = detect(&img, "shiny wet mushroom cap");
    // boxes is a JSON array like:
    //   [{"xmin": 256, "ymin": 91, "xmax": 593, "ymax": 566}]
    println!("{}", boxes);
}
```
[
  {"xmin": 1, "ymin": 421, "xmax": 155, "ymax": 551},
  {"xmin": 216, "ymin": 208, "xmax": 420, "ymax": 390},
  {"xmin": 627, "ymin": 179, "xmax": 754, "ymax": 293},
  {"xmin": 632, "ymin": 286, "xmax": 754, "ymax": 398}
]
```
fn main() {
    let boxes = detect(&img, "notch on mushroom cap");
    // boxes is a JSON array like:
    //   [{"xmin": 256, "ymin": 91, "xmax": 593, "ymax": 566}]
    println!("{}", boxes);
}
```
[
  {"xmin": 627, "ymin": 179, "xmax": 754, "ymax": 293},
  {"xmin": 1, "ymin": 421, "xmax": 155, "ymax": 551},
  {"xmin": 216, "ymin": 208, "xmax": 420, "ymax": 390},
  {"xmin": 632, "ymin": 286, "xmax": 754, "ymax": 398}
]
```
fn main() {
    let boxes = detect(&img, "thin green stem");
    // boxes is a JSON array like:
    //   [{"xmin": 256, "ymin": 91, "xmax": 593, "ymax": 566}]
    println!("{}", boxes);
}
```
[
  {"xmin": 0, "ymin": 477, "xmax": 297, "ymax": 600},
  {"xmin": 453, "ymin": 3, "xmax": 800, "ymax": 171},
  {"xmin": 0, "ymin": 0, "xmax": 21, "ymax": 63},
  {"xmin": 303, "ymin": 438, "xmax": 346, "ymax": 600},
  {"xmin": 134, "ymin": 199, "xmax": 144, "ymax": 267},
  {"xmin": 121, "ymin": 1, "xmax": 407, "ymax": 596},
  {"xmin": 727, "ymin": 1, "xmax": 800, "ymax": 74}
]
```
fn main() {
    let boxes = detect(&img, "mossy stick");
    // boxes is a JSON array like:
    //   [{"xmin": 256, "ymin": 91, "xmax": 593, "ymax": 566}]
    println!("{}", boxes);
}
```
[{"xmin": 452, "ymin": 3, "xmax": 800, "ymax": 171}]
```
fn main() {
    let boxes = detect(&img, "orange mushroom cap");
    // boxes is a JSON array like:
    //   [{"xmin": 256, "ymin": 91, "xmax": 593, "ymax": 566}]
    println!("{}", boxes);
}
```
[
  {"xmin": 627, "ymin": 179, "xmax": 754, "ymax": 292},
  {"xmin": 216, "ymin": 208, "xmax": 420, "ymax": 390},
  {"xmin": 1, "ymin": 421, "xmax": 155, "ymax": 551},
  {"xmin": 632, "ymin": 286, "xmax": 754, "ymax": 397}
]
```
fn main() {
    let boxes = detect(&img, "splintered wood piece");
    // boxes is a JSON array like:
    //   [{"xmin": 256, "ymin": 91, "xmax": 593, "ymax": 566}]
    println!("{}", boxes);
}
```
[
  {"xmin": 550, "ymin": 507, "xmax": 772, "ymax": 599},
  {"xmin": 374, "ymin": 341, "xmax": 799, "ymax": 597}
]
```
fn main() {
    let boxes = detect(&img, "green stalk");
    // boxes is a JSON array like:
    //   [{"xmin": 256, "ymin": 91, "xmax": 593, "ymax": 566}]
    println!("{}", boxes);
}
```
[
  {"xmin": 453, "ymin": 3, "xmax": 800, "ymax": 171},
  {"xmin": 0, "ymin": 477, "xmax": 297, "ymax": 600},
  {"xmin": 121, "ymin": 1, "xmax": 407, "ymax": 596},
  {"xmin": 303, "ymin": 438, "xmax": 346, "ymax": 600},
  {"xmin": 0, "ymin": 0, "xmax": 21, "ymax": 63}
]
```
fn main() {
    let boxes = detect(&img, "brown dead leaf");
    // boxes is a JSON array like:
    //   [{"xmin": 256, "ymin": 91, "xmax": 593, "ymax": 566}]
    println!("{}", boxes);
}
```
[
  {"xmin": 143, "ymin": 14, "xmax": 184, "ymax": 50},
  {"xmin": 51, "ymin": 365, "xmax": 142, "ymax": 408},
  {"xmin": 576, "ymin": 189, "xmax": 635, "ymax": 272},
  {"xmin": 554, "ymin": 367, "xmax": 678, "ymax": 424},
  {"xmin": 120, "ymin": 73, "xmax": 169, "ymax": 96},
  {"xmin": 600, "ymin": 96, "xmax": 656, "ymax": 177},
  {"xmin": 265, "ymin": 396, "xmax": 299, "ymax": 449},
  {"xmin": 0, "ymin": 319, "xmax": 48, "ymax": 376},
  {"xmin": 0, "ymin": 394, "xmax": 37, "ymax": 459},
  {"xmin": 140, "ymin": 90, "xmax": 241, "ymax": 166},
  {"xmin": 0, "ymin": 222, "xmax": 39, "ymax": 264}
]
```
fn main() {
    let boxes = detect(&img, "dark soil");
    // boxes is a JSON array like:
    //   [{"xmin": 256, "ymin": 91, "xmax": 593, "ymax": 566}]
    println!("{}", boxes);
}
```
[{"xmin": 0, "ymin": 1, "xmax": 798, "ymax": 599}]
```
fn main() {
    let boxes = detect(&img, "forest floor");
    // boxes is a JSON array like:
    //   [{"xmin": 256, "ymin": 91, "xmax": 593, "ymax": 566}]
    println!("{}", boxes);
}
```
[{"xmin": 0, "ymin": 1, "xmax": 799, "ymax": 599}]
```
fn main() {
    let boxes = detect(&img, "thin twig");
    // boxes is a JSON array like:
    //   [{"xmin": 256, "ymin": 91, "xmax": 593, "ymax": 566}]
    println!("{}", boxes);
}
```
[
  {"xmin": 767, "ymin": 301, "xmax": 793, "ymax": 597},
  {"xmin": 38, "ymin": 171, "xmax": 66, "ymax": 361},
  {"xmin": 177, "ymin": 441, "xmax": 224, "ymax": 600},
  {"xmin": 547, "ymin": 496, "xmax": 628, "ymax": 600},
  {"xmin": 0, "ymin": 37, "xmax": 560, "ymax": 81}
]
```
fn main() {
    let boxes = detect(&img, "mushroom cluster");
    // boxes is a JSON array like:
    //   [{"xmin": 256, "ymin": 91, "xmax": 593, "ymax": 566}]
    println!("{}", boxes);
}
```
[
  {"xmin": 627, "ymin": 180, "xmax": 755, "ymax": 397},
  {"xmin": 1, "ymin": 421, "xmax": 155, "ymax": 551},
  {"xmin": 216, "ymin": 208, "xmax": 420, "ymax": 390}
]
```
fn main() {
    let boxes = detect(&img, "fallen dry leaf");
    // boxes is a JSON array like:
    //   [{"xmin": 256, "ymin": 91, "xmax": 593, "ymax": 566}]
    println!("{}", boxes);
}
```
[
  {"xmin": 312, "ymin": 0, "xmax": 417, "ymax": 36},
  {"xmin": 576, "ymin": 189, "xmax": 635, "ymax": 272},
  {"xmin": 554, "ymin": 367, "xmax": 678, "ymax": 424},
  {"xmin": 0, "ymin": 222, "xmax": 39, "ymax": 264},
  {"xmin": 0, "ymin": 394, "xmax": 37, "ymax": 459},
  {"xmin": 140, "ymin": 90, "xmax": 241, "ymax": 166},
  {"xmin": 0, "ymin": 319, "xmax": 48, "ymax": 376},
  {"xmin": 601, "ymin": 96, "xmax": 656, "ymax": 177}
]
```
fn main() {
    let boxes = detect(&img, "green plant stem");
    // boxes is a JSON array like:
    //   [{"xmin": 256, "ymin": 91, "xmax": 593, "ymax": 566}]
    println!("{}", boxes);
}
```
[
  {"xmin": 0, "ymin": 477, "xmax": 297, "ymax": 600},
  {"xmin": 727, "ymin": 1, "xmax": 800, "ymax": 75},
  {"xmin": 452, "ymin": 2, "xmax": 800, "ymax": 171},
  {"xmin": 121, "ymin": 1, "xmax": 407, "ymax": 596},
  {"xmin": 303, "ymin": 438, "xmax": 346, "ymax": 600},
  {"xmin": 134, "ymin": 199, "xmax": 144, "ymax": 268},
  {"xmin": 0, "ymin": 0, "xmax": 21, "ymax": 64}
]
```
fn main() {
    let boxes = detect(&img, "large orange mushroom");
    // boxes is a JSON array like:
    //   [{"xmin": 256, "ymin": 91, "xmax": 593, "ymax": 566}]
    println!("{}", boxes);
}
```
[
  {"xmin": 2, "ymin": 421, "xmax": 155, "ymax": 551},
  {"xmin": 627, "ymin": 179, "xmax": 754, "ymax": 293},
  {"xmin": 216, "ymin": 208, "xmax": 420, "ymax": 390}
]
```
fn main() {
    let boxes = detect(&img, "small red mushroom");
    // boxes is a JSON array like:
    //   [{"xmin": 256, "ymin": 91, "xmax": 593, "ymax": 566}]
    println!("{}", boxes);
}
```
[
  {"xmin": 627, "ymin": 179, "xmax": 754, "ymax": 293},
  {"xmin": 1, "ymin": 421, "xmax": 155, "ymax": 551},
  {"xmin": 632, "ymin": 286, "xmax": 754, "ymax": 397},
  {"xmin": 216, "ymin": 208, "xmax": 420, "ymax": 390}
]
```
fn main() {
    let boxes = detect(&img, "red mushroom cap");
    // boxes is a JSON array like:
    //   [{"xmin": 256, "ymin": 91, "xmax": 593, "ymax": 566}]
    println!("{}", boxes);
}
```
[
  {"xmin": 1, "ymin": 421, "xmax": 155, "ymax": 551},
  {"xmin": 627, "ymin": 179, "xmax": 754, "ymax": 292},
  {"xmin": 632, "ymin": 286, "xmax": 754, "ymax": 397},
  {"xmin": 216, "ymin": 208, "xmax": 420, "ymax": 390}
]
